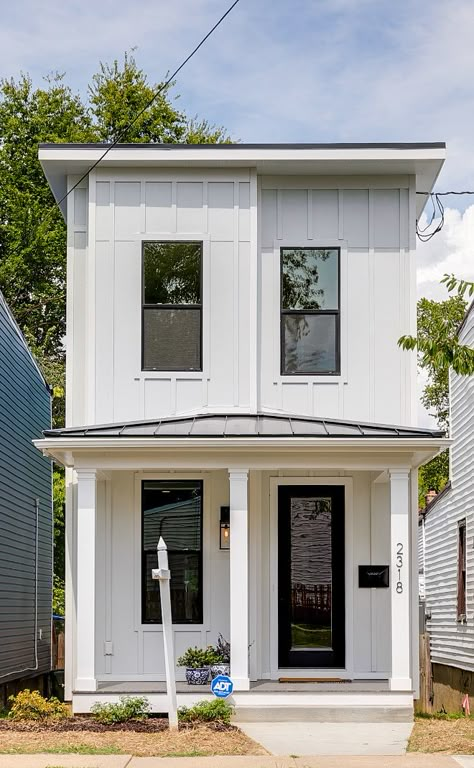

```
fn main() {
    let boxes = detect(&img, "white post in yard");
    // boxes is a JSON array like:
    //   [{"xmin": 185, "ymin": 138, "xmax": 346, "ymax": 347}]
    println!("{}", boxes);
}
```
[
  {"xmin": 389, "ymin": 469, "xmax": 412, "ymax": 692},
  {"xmin": 151, "ymin": 537, "xmax": 178, "ymax": 729}
]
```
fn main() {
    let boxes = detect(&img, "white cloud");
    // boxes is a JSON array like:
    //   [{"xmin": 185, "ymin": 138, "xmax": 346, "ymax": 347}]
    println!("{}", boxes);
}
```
[{"xmin": 417, "ymin": 205, "xmax": 474, "ymax": 300}]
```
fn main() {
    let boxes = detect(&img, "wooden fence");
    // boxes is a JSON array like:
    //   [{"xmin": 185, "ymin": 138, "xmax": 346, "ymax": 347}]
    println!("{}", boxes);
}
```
[{"xmin": 416, "ymin": 632, "xmax": 433, "ymax": 713}]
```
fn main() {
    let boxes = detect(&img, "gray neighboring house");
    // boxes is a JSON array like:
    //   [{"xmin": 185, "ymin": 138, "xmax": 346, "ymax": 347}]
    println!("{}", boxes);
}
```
[
  {"xmin": 421, "ymin": 300, "xmax": 474, "ymax": 712},
  {"xmin": 0, "ymin": 291, "xmax": 53, "ymax": 690}
]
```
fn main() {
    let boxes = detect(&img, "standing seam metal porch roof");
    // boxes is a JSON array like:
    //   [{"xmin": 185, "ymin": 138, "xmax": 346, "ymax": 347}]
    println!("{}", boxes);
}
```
[{"xmin": 43, "ymin": 413, "xmax": 444, "ymax": 439}]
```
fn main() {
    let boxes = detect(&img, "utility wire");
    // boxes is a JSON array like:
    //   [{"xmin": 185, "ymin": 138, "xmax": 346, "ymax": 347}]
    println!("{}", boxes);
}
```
[
  {"xmin": 34, "ymin": 0, "xmax": 241, "ymax": 238},
  {"xmin": 415, "ymin": 190, "xmax": 474, "ymax": 242},
  {"xmin": 416, "ymin": 191, "xmax": 474, "ymax": 196}
]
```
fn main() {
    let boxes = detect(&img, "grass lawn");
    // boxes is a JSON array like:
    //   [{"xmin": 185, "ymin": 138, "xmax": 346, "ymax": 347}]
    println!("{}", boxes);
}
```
[
  {"xmin": 0, "ymin": 724, "xmax": 266, "ymax": 757},
  {"xmin": 409, "ymin": 714, "xmax": 474, "ymax": 753}
]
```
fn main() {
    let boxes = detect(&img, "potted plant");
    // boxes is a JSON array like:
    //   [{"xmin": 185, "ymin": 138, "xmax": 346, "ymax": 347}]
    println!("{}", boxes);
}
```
[
  {"xmin": 210, "ymin": 634, "xmax": 231, "ymax": 679},
  {"xmin": 177, "ymin": 646, "xmax": 221, "ymax": 685}
]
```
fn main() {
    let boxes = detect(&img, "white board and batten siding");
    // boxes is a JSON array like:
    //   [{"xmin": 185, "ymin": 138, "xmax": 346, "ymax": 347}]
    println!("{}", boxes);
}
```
[
  {"xmin": 424, "ymin": 305, "xmax": 474, "ymax": 671},
  {"xmin": 67, "ymin": 169, "xmax": 255, "ymax": 429},
  {"xmin": 259, "ymin": 178, "xmax": 416, "ymax": 425},
  {"xmin": 67, "ymin": 170, "xmax": 417, "ymax": 429}
]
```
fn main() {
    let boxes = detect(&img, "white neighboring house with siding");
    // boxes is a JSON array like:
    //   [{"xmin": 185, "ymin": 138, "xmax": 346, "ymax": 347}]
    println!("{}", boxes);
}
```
[
  {"xmin": 423, "ymin": 302, "xmax": 474, "ymax": 675},
  {"xmin": 35, "ymin": 142, "xmax": 449, "ymax": 720}
]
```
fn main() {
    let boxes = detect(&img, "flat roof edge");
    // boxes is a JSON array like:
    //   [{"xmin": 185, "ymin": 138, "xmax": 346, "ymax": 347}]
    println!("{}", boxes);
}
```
[{"xmin": 39, "ymin": 141, "xmax": 447, "ymax": 151}]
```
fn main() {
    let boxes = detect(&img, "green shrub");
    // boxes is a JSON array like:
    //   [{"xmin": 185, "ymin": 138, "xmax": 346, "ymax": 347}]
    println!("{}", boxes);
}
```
[
  {"xmin": 90, "ymin": 695, "xmax": 151, "ymax": 724},
  {"xmin": 53, "ymin": 574, "xmax": 65, "ymax": 617},
  {"xmin": 178, "ymin": 698, "xmax": 233, "ymax": 724},
  {"xmin": 8, "ymin": 690, "xmax": 68, "ymax": 721},
  {"xmin": 177, "ymin": 646, "xmax": 222, "ymax": 668}
]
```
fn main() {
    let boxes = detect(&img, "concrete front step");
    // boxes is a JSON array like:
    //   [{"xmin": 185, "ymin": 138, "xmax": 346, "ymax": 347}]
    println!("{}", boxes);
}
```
[{"xmin": 233, "ymin": 706, "xmax": 413, "ymax": 722}]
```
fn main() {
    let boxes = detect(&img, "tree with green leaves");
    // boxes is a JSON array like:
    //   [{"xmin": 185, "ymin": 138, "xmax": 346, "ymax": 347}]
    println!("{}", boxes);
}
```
[
  {"xmin": 0, "ymin": 52, "xmax": 231, "ymax": 615},
  {"xmin": 399, "ymin": 274, "xmax": 474, "ymax": 376},
  {"xmin": 400, "ymin": 284, "xmax": 470, "ymax": 506},
  {"xmin": 0, "ymin": 54, "xmax": 230, "ymax": 427},
  {"xmin": 88, "ymin": 52, "xmax": 229, "ymax": 145}
]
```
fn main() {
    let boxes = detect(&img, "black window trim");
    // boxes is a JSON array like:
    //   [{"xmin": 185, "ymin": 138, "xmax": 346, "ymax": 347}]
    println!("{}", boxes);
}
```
[
  {"xmin": 141, "ymin": 478, "xmax": 204, "ymax": 626},
  {"xmin": 141, "ymin": 240, "xmax": 204, "ymax": 372},
  {"xmin": 280, "ymin": 246, "xmax": 341, "ymax": 376}
]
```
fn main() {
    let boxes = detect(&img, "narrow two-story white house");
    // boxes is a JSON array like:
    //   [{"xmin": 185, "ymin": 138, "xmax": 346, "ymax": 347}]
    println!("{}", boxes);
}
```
[{"xmin": 37, "ymin": 143, "xmax": 448, "ymax": 720}]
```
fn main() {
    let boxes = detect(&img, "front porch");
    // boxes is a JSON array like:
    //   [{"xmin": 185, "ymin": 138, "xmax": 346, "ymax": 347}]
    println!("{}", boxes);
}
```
[
  {"xmin": 73, "ymin": 679, "xmax": 414, "ymax": 722},
  {"xmin": 35, "ymin": 412, "xmax": 448, "ymax": 717}
]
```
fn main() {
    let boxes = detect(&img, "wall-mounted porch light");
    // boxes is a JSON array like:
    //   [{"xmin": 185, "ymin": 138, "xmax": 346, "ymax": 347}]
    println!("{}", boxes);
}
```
[{"xmin": 220, "ymin": 506, "xmax": 230, "ymax": 550}]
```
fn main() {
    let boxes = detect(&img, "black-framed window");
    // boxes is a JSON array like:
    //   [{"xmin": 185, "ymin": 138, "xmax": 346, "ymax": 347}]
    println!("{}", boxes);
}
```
[
  {"xmin": 142, "ymin": 241, "xmax": 202, "ymax": 371},
  {"xmin": 142, "ymin": 480, "xmax": 203, "ymax": 624},
  {"xmin": 457, "ymin": 519, "xmax": 467, "ymax": 621},
  {"xmin": 281, "ymin": 247, "xmax": 340, "ymax": 375}
]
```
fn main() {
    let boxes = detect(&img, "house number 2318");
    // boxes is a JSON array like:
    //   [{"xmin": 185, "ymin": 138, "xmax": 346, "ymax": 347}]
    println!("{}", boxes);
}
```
[{"xmin": 396, "ymin": 543, "xmax": 404, "ymax": 594}]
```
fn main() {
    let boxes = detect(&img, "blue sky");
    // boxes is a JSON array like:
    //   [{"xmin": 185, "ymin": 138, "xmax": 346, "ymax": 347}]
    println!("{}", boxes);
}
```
[
  {"xmin": 1, "ymin": 0, "xmax": 473, "ymax": 301},
  {"xmin": 1, "ymin": 0, "xmax": 472, "ymax": 161}
]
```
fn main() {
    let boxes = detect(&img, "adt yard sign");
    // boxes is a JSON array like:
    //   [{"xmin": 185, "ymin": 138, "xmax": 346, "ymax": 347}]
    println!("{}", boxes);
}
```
[{"xmin": 211, "ymin": 675, "xmax": 234, "ymax": 698}]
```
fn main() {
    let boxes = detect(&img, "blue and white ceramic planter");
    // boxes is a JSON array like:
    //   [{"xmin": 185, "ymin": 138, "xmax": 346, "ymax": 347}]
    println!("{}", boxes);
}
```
[
  {"xmin": 185, "ymin": 667, "xmax": 210, "ymax": 685},
  {"xmin": 210, "ymin": 663, "xmax": 230, "ymax": 679}
]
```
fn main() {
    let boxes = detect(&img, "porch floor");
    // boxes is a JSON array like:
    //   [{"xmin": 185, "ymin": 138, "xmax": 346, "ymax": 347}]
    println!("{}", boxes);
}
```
[{"xmin": 96, "ymin": 680, "xmax": 390, "ymax": 694}]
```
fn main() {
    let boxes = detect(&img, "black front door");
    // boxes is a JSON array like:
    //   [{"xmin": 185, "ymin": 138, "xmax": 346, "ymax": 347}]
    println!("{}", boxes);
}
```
[{"xmin": 278, "ymin": 485, "xmax": 345, "ymax": 669}]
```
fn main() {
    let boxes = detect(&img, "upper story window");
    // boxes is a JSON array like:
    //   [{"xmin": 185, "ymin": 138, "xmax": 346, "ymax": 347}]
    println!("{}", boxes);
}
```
[
  {"xmin": 281, "ymin": 247, "xmax": 340, "ymax": 375},
  {"xmin": 142, "ymin": 241, "xmax": 202, "ymax": 371}
]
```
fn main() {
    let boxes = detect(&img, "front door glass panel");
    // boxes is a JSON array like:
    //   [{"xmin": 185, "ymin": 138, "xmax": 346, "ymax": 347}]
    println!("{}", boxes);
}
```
[
  {"xmin": 278, "ymin": 485, "xmax": 345, "ymax": 669},
  {"xmin": 290, "ymin": 497, "xmax": 332, "ymax": 651}
]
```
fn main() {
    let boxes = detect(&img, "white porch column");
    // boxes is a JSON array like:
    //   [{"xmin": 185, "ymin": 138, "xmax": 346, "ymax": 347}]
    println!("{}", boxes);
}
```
[
  {"xmin": 75, "ymin": 470, "xmax": 97, "ymax": 692},
  {"xmin": 389, "ymin": 469, "xmax": 412, "ymax": 691},
  {"xmin": 229, "ymin": 469, "xmax": 250, "ymax": 691}
]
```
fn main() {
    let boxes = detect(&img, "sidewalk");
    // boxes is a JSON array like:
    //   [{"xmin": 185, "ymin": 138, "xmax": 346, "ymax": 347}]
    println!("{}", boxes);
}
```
[
  {"xmin": 235, "ymin": 721, "xmax": 413, "ymax": 756},
  {"xmin": 0, "ymin": 755, "xmax": 472, "ymax": 768}
]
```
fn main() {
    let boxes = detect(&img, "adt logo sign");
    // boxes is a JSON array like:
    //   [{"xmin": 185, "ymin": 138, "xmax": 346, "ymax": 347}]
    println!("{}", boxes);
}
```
[{"xmin": 211, "ymin": 675, "xmax": 234, "ymax": 698}]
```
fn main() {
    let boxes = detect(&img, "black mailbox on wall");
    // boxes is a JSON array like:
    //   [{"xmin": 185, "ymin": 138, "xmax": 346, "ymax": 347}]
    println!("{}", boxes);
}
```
[{"xmin": 358, "ymin": 565, "xmax": 389, "ymax": 588}]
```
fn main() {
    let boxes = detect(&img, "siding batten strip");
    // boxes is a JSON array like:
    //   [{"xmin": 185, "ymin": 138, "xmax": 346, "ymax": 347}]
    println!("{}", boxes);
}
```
[
  {"xmin": 249, "ymin": 170, "xmax": 258, "ymax": 411},
  {"xmin": 87, "ymin": 172, "xmax": 96, "ymax": 425},
  {"xmin": 233, "ymin": 182, "xmax": 240, "ymax": 406},
  {"xmin": 307, "ymin": 189, "xmax": 313, "ymax": 240}
]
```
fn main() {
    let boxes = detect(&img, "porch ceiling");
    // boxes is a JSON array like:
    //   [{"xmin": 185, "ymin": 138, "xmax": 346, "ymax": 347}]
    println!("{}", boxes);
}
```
[{"xmin": 35, "ymin": 412, "xmax": 449, "ymax": 471}]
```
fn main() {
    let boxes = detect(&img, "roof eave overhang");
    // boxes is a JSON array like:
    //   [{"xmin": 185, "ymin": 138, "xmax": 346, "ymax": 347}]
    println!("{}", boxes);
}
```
[
  {"xmin": 38, "ymin": 144, "xmax": 446, "ymax": 219},
  {"xmin": 35, "ymin": 435, "xmax": 450, "ymax": 470}
]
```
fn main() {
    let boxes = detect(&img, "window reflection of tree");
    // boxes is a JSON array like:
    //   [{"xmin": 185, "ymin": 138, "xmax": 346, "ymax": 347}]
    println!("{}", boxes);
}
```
[
  {"xmin": 282, "ymin": 249, "xmax": 332, "ymax": 373},
  {"xmin": 144, "ymin": 242, "xmax": 201, "ymax": 304}
]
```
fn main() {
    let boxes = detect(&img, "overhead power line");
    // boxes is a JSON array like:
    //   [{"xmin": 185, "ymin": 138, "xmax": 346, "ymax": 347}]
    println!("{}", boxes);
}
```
[
  {"xmin": 416, "ymin": 190, "xmax": 474, "ymax": 196},
  {"xmin": 415, "ymin": 190, "xmax": 474, "ymax": 242}
]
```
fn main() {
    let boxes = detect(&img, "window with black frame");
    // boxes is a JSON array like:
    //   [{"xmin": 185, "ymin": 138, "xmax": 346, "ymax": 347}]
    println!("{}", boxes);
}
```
[
  {"xmin": 281, "ymin": 247, "xmax": 340, "ymax": 375},
  {"xmin": 142, "ymin": 241, "xmax": 202, "ymax": 371},
  {"xmin": 457, "ymin": 519, "xmax": 467, "ymax": 620},
  {"xmin": 142, "ymin": 480, "xmax": 203, "ymax": 624}
]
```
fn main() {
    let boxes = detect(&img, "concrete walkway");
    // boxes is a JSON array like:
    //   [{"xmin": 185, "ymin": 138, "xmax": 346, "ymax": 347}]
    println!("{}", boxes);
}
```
[
  {"xmin": 236, "ymin": 721, "xmax": 414, "ymax": 756},
  {"xmin": 0, "ymin": 754, "xmax": 467, "ymax": 767}
]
